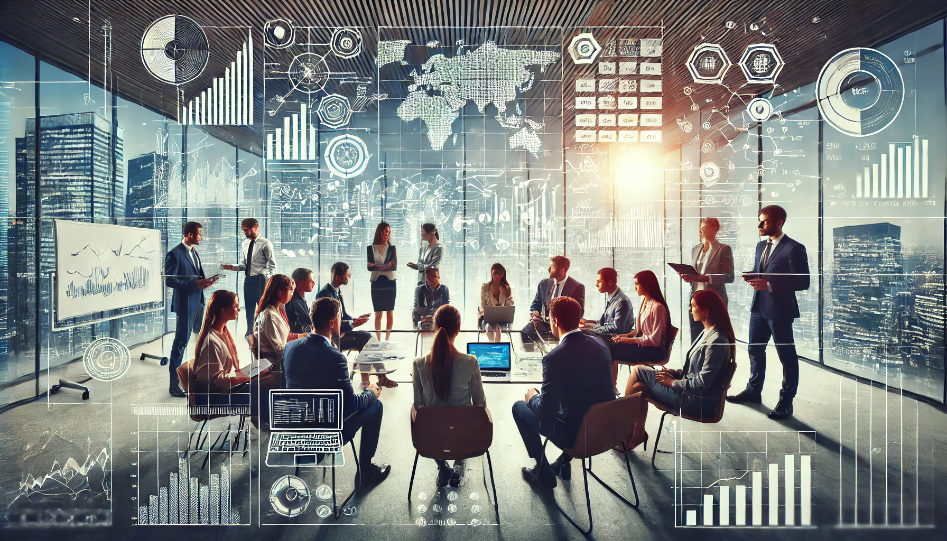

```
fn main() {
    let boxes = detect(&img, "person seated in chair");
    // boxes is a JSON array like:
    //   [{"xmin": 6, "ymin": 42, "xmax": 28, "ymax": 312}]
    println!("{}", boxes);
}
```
[
  {"xmin": 609, "ymin": 270, "xmax": 674, "ymax": 393},
  {"xmin": 478, "ymin": 263, "xmax": 514, "ymax": 342},
  {"xmin": 254, "ymin": 274, "xmax": 306, "ymax": 368},
  {"xmin": 618, "ymin": 289, "xmax": 735, "ymax": 454},
  {"xmin": 580, "ymin": 267, "xmax": 634, "ymax": 339},
  {"xmin": 192, "ymin": 290, "xmax": 250, "ymax": 394},
  {"xmin": 413, "ymin": 267, "xmax": 449, "ymax": 330},
  {"xmin": 283, "ymin": 297, "xmax": 391, "ymax": 488},
  {"xmin": 522, "ymin": 256, "xmax": 585, "ymax": 345},
  {"xmin": 412, "ymin": 304, "xmax": 486, "ymax": 487},
  {"xmin": 513, "ymin": 297, "xmax": 614, "ymax": 489}
]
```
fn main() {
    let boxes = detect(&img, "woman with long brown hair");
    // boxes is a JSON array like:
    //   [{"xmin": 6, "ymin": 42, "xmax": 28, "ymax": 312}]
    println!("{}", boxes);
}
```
[
  {"xmin": 193, "ymin": 290, "xmax": 250, "ymax": 392},
  {"xmin": 411, "ymin": 305, "xmax": 486, "ymax": 487},
  {"xmin": 367, "ymin": 221, "xmax": 397, "ymax": 340},
  {"xmin": 617, "ymin": 289, "xmax": 736, "ymax": 454},
  {"xmin": 609, "ymin": 269, "xmax": 676, "ymax": 390},
  {"xmin": 478, "ymin": 263, "xmax": 514, "ymax": 342},
  {"xmin": 254, "ymin": 274, "xmax": 305, "ymax": 367}
]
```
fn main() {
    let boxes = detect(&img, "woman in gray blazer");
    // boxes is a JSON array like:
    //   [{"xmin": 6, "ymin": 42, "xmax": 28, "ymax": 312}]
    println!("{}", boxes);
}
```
[
  {"xmin": 617, "ymin": 289, "xmax": 735, "ymax": 453},
  {"xmin": 412, "ymin": 305, "xmax": 487, "ymax": 487},
  {"xmin": 682, "ymin": 217, "xmax": 734, "ymax": 343},
  {"xmin": 407, "ymin": 223, "xmax": 444, "ymax": 285}
]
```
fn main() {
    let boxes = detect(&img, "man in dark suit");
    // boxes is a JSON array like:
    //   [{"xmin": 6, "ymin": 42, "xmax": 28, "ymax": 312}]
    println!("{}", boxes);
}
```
[
  {"xmin": 728, "ymin": 205, "xmax": 810, "ymax": 419},
  {"xmin": 316, "ymin": 262, "xmax": 379, "ymax": 387},
  {"xmin": 287, "ymin": 267, "xmax": 316, "ymax": 334},
  {"xmin": 513, "ymin": 297, "xmax": 615, "ymax": 488},
  {"xmin": 283, "ymin": 297, "xmax": 391, "ymax": 487},
  {"xmin": 522, "ymin": 255, "xmax": 586, "ymax": 344},
  {"xmin": 580, "ymin": 267, "xmax": 634, "ymax": 337},
  {"xmin": 164, "ymin": 222, "xmax": 220, "ymax": 397}
]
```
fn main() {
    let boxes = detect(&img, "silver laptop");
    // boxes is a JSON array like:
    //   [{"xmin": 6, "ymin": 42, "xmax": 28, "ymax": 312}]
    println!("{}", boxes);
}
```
[
  {"xmin": 266, "ymin": 389, "xmax": 345, "ymax": 468},
  {"xmin": 467, "ymin": 342, "xmax": 512, "ymax": 383},
  {"xmin": 483, "ymin": 306, "xmax": 515, "ymax": 324}
]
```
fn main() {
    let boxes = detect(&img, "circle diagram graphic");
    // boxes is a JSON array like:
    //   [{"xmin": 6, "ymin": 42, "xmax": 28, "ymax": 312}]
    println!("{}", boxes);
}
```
[
  {"xmin": 140, "ymin": 15, "xmax": 209, "ymax": 85},
  {"xmin": 264, "ymin": 19, "xmax": 295, "ymax": 48},
  {"xmin": 816, "ymin": 48, "xmax": 904, "ymax": 137},
  {"xmin": 269, "ymin": 475, "xmax": 311, "ymax": 518},
  {"xmin": 288, "ymin": 52, "xmax": 330, "ymax": 94},
  {"xmin": 330, "ymin": 27, "xmax": 362, "ymax": 58},
  {"xmin": 317, "ymin": 94, "xmax": 354, "ymax": 129},
  {"xmin": 83, "ymin": 338, "xmax": 131, "ymax": 382},
  {"xmin": 699, "ymin": 162, "xmax": 721, "ymax": 186},
  {"xmin": 746, "ymin": 97, "xmax": 774, "ymax": 122},
  {"xmin": 568, "ymin": 33, "xmax": 602, "ymax": 64},
  {"xmin": 325, "ymin": 134, "xmax": 370, "ymax": 178}
]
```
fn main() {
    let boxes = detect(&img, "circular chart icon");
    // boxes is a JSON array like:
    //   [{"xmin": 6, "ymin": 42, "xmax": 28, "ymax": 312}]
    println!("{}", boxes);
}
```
[
  {"xmin": 325, "ymin": 134, "xmax": 370, "ymax": 178},
  {"xmin": 288, "ymin": 52, "xmax": 330, "ymax": 94},
  {"xmin": 315, "ymin": 484, "xmax": 332, "ymax": 501},
  {"xmin": 140, "ymin": 15, "xmax": 209, "ymax": 85},
  {"xmin": 83, "ymin": 338, "xmax": 131, "ymax": 382},
  {"xmin": 746, "ymin": 97, "xmax": 773, "ymax": 122},
  {"xmin": 699, "ymin": 162, "xmax": 721, "ymax": 186},
  {"xmin": 330, "ymin": 27, "xmax": 362, "ymax": 58},
  {"xmin": 269, "ymin": 475, "xmax": 311, "ymax": 518},
  {"xmin": 816, "ymin": 48, "xmax": 903, "ymax": 137},
  {"xmin": 264, "ymin": 19, "xmax": 295, "ymax": 48}
]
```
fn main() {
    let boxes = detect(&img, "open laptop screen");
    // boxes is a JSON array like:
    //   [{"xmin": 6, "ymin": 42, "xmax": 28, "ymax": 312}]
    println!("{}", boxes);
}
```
[
  {"xmin": 269, "ymin": 390, "xmax": 342, "ymax": 431},
  {"xmin": 467, "ymin": 342, "xmax": 512, "ymax": 371}
]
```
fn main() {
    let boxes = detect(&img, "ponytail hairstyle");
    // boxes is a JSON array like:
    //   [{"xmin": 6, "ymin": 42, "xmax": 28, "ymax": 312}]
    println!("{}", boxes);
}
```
[
  {"xmin": 195, "ymin": 290, "xmax": 239, "ymax": 368},
  {"xmin": 257, "ymin": 274, "xmax": 293, "ymax": 316},
  {"xmin": 692, "ymin": 289, "xmax": 736, "ymax": 362},
  {"xmin": 422, "ymin": 222, "xmax": 439, "ymax": 241},
  {"xmin": 428, "ymin": 304, "xmax": 461, "ymax": 402}
]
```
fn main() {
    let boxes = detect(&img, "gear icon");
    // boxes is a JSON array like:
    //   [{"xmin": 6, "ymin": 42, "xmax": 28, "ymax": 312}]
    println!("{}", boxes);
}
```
[
  {"xmin": 568, "ymin": 33, "xmax": 602, "ymax": 64},
  {"xmin": 739, "ymin": 44, "xmax": 784, "ymax": 84}
]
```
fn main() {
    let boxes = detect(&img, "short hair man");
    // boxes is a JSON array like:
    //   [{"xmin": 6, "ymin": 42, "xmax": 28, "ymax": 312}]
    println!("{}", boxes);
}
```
[
  {"xmin": 315, "ymin": 262, "xmax": 381, "ymax": 386},
  {"xmin": 581, "ymin": 267, "xmax": 634, "ymax": 337},
  {"xmin": 282, "ymin": 297, "xmax": 391, "ymax": 487},
  {"xmin": 220, "ymin": 218, "xmax": 277, "ymax": 335},
  {"xmin": 287, "ymin": 267, "xmax": 316, "ymax": 333},
  {"xmin": 413, "ymin": 267, "xmax": 450, "ymax": 328},
  {"xmin": 513, "ymin": 296, "xmax": 615, "ymax": 488},
  {"xmin": 522, "ymin": 255, "xmax": 586, "ymax": 344}
]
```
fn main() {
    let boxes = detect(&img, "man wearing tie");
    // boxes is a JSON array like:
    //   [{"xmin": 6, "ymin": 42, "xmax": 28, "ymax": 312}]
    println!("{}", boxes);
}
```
[
  {"xmin": 164, "ymin": 222, "xmax": 220, "ymax": 397},
  {"xmin": 220, "ymin": 218, "xmax": 276, "ymax": 336},
  {"xmin": 523, "ymin": 256, "xmax": 586, "ymax": 344},
  {"xmin": 580, "ymin": 267, "xmax": 634, "ymax": 338},
  {"xmin": 728, "ymin": 205, "xmax": 810, "ymax": 419}
]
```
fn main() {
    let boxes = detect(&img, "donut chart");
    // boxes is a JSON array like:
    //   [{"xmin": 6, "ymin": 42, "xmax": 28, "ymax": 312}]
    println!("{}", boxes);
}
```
[{"xmin": 816, "ymin": 48, "xmax": 903, "ymax": 137}]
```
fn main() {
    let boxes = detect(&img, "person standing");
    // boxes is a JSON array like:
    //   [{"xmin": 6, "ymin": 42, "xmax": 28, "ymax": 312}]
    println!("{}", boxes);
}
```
[
  {"xmin": 220, "ymin": 218, "xmax": 276, "ymax": 336},
  {"xmin": 367, "ymin": 222, "xmax": 397, "ymax": 341},
  {"xmin": 407, "ymin": 223, "xmax": 443, "ymax": 285},
  {"xmin": 165, "ymin": 221, "xmax": 220, "ymax": 397},
  {"xmin": 580, "ymin": 267, "xmax": 634, "ymax": 338},
  {"xmin": 681, "ymin": 217, "xmax": 734, "ymax": 343},
  {"xmin": 522, "ymin": 255, "xmax": 586, "ymax": 343},
  {"xmin": 727, "ymin": 205, "xmax": 810, "ymax": 420},
  {"xmin": 478, "ymin": 263, "xmax": 514, "ymax": 342}
]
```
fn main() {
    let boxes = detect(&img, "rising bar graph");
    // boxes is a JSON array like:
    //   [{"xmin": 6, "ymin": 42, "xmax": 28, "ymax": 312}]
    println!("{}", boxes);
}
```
[
  {"xmin": 137, "ymin": 460, "xmax": 239, "ymax": 525},
  {"xmin": 181, "ymin": 28, "xmax": 253, "ymax": 126},
  {"xmin": 266, "ymin": 102, "xmax": 319, "ymax": 162},
  {"xmin": 854, "ymin": 138, "xmax": 930, "ymax": 199}
]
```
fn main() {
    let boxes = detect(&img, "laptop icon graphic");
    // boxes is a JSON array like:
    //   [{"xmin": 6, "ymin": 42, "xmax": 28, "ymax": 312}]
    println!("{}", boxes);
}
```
[{"xmin": 266, "ymin": 389, "xmax": 345, "ymax": 468}]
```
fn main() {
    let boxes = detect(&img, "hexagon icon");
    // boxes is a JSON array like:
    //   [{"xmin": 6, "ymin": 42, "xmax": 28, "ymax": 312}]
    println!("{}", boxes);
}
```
[
  {"xmin": 739, "ymin": 44, "xmax": 784, "ymax": 84},
  {"xmin": 686, "ymin": 43, "xmax": 731, "ymax": 84},
  {"xmin": 568, "ymin": 33, "xmax": 602, "ymax": 64},
  {"xmin": 317, "ymin": 94, "xmax": 353, "ymax": 129}
]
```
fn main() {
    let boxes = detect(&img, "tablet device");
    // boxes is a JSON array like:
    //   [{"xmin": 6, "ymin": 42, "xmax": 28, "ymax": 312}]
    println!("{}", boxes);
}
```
[
  {"xmin": 246, "ymin": 358, "xmax": 272, "ymax": 378},
  {"xmin": 668, "ymin": 263, "xmax": 699, "ymax": 276}
]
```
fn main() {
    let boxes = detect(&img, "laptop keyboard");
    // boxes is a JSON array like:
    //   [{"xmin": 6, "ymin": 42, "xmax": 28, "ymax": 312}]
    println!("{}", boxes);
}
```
[
  {"xmin": 483, "ymin": 372, "xmax": 507, "ymax": 378},
  {"xmin": 270, "ymin": 432, "xmax": 341, "ymax": 453}
]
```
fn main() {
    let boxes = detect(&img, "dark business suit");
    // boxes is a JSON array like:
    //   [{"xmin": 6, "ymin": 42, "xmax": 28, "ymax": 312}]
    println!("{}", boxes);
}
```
[
  {"xmin": 746, "ymin": 235, "xmax": 810, "ymax": 402},
  {"xmin": 689, "ymin": 241, "xmax": 735, "ymax": 342},
  {"xmin": 512, "ymin": 331, "xmax": 614, "ymax": 461},
  {"xmin": 165, "ymin": 243, "xmax": 206, "ymax": 387},
  {"xmin": 316, "ymin": 283, "xmax": 371, "ymax": 352},
  {"xmin": 284, "ymin": 334, "xmax": 382, "ymax": 463},
  {"xmin": 522, "ymin": 276, "xmax": 586, "ymax": 340},
  {"xmin": 286, "ymin": 291, "xmax": 311, "ymax": 334},
  {"xmin": 590, "ymin": 287, "xmax": 634, "ymax": 337}
]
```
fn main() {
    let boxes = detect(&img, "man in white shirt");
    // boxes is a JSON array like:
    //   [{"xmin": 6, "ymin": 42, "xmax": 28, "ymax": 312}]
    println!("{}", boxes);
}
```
[{"xmin": 221, "ymin": 218, "xmax": 276, "ymax": 335}]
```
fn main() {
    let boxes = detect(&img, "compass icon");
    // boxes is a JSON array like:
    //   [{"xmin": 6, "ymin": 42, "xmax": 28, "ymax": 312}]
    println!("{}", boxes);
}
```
[
  {"xmin": 288, "ymin": 52, "xmax": 330, "ymax": 94},
  {"xmin": 324, "ymin": 134, "xmax": 370, "ymax": 178}
]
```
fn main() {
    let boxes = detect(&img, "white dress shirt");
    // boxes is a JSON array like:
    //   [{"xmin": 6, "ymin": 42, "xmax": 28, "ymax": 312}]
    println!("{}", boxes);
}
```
[{"xmin": 236, "ymin": 236, "xmax": 276, "ymax": 278}]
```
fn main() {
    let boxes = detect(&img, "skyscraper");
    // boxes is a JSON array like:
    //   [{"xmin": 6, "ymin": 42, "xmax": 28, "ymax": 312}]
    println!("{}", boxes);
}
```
[{"xmin": 0, "ymin": 92, "xmax": 11, "ymax": 358}]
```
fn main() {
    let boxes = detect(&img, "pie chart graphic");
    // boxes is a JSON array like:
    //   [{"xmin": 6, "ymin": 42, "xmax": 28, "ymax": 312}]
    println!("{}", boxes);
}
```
[
  {"xmin": 816, "ymin": 48, "xmax": 903, "ymax": 137},
  {"xmin": 140, "ymin": 15, "xmax": 209, "ymax": 85}
]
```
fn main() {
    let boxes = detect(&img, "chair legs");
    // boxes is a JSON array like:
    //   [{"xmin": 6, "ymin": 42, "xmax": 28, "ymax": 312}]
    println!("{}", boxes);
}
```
[
  {"xmin": 407, "ymin": 452, "xmax": 500, "ymax": 524},
  {"xmin": 407, "ymin": 452, "xmax": 420, "ymax": 503},
  {"xmin": 332, "ymin": 440, "xmax": 360, "ymax": 519},
  {"xmin": 540, "ymin": 437, "xmax": 593, "ymax": 534},
  {"xmin": 651, "ymin": 411, "xmax": 674, "ymax": 467},
  {"xmin": 587, "ymin": 444, "xmax": 639, "ymax": 509}
]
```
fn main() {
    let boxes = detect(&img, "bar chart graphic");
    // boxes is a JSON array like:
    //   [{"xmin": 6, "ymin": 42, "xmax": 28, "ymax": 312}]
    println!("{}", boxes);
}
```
[
  {"xmin": 137, "ymin": 459, "xmax": 240, "ymax": 525},
  {"xmin": 853, "ymin": 138, "xmax": 930, "ymax": 199},
  {"xmin": 180, "ymin": 27, "xmax": 254, "ymax": 126},
  {"xmin": 675, "ymin": 430, "xmax": 818, "ymax": 528},
  {"xmin": 266, "ymin": 102, "xmax": 319, "ymax": 162}
]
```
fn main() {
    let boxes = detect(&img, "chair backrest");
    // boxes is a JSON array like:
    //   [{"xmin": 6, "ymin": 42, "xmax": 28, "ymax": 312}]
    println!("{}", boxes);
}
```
[
  {"xmin": 681, "ymin": 361, "xmax": 737, "ymax": 423},
  {"xmin": 654, "ymin": 326, "xmax": 678, "ymax": 366},
  {"xmin": 411, "ymin": 406, "xmax": 493, "ymax": 460},
  {"xmin": 566, "ymin": 393, "xmax": 642, "ymax": 459}
]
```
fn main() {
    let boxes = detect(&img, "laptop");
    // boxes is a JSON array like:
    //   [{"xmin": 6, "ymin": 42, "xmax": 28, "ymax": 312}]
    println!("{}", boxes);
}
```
[
  {"xmin": 483, "ymin": 306, "xmax": 515, "ymax": 324},
  {"xmin": 467, "ymin": 342, "xmax": 512, "ymax": 383},
  {"xmin": 266, "ymin": 389, "xmax": 345, "ymax": 468}
]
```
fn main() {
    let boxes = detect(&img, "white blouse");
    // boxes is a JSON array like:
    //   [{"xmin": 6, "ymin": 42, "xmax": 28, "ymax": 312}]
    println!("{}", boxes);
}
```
[{"xmin": 371, "ymin": 244, "xmax": 395, "ymax": 281}]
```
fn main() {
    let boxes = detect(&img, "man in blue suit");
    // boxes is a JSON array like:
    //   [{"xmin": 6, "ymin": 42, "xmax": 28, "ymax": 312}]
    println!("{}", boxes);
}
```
[
  {"xmin": 164, "ymin": 222, "xmax": 219, "ymax": 397},
  {"xmin": 522, "ymin": 255, "xmax": 586, "ymax": 344},
  {"xmin": 513, "ymin": 296, "xmax": 615, "ymax": 488},
  {"xmin": 728, "ymin": 205, "xmax": 810, "ymax": 419},
  {"xmin": 581, "ymin": 267, "xmax": 634, "ymax": 337},
  {"xmin": 283, "ymin": 297, "xmax": 391, "ymax": 488}
]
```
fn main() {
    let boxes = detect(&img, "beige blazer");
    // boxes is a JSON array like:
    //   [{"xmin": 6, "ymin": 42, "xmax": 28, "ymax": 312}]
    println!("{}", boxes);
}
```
[
  {"xmin": 194, "ymin": 330, "xmax": 239, "ymax": 392},
  {"xmin": 413, "ymin": 352, "xmax": 487, "ymax": 409},
  {"xmin": 479, "ymin": 281, "xmax": 514, "ymax": 311},
  {"xmin": 255, "ymin": 305, "xmax": 290, "ymax": 364}
]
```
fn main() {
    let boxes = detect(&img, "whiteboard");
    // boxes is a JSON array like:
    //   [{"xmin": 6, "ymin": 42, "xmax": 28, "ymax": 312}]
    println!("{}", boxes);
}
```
[{"xmin": 55, "ymin": 220, "xmax": 164, "ymax": 320}]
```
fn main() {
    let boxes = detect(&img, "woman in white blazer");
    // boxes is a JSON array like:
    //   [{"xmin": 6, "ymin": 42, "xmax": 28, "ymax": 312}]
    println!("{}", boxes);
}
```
[{"xmin": 478, "ymin": 263, "xmax": 514, "ymax": 342}]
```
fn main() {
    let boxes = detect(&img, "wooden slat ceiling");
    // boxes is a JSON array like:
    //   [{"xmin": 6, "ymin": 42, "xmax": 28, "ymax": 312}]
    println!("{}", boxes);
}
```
[{"xmin": 1, "ymin": 0, "xmax": 945, "ymax": 155}]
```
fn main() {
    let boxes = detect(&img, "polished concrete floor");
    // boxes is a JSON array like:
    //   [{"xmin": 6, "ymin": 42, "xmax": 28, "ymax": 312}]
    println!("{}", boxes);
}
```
[{"xmin": 1, "ymin": 331, "xmax": 946, "ymax": 541}]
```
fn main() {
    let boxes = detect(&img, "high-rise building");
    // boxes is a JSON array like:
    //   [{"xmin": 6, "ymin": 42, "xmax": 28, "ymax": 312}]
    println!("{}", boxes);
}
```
[
  {"xmin": 11, "ymin": 112, "xmax": 123, "ymax": 360},
  {"xmin": 0, "ymin": 91, "xmax": 11, "ymax": 358},
  {"xmin": 831, "ymin": 223, "xmax": 906, "ymax": 369}
]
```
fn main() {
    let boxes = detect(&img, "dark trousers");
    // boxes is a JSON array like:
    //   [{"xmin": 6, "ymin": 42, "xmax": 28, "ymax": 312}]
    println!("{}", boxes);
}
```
[
  {"xmin": 340, "ymin": 330, "xmax": 372, "ymax": 352},
  {"xmin": 342, "ymin": 400, "xmax": 383, "ymax": 464},
  {"xmin": 609, "ymin": 342, "xmax": 666, "ymax": 364},
  {"xmin": 243, "ymin": 274, "xmax": 266, "ymax": 336},
  {"xmin": 169, "ymin": 308, "xmax": 203, "ymax": 386},
  {"xmin": 512, "ymin": 397, "xmax": 573, "ymax": 465},
  {"xmin": 746, "ymin": 310, "xmax": 799, "ymax": 401},
  {"xmin": 521, "ymin": 320, "xmax": 553, "ymax": 347}
]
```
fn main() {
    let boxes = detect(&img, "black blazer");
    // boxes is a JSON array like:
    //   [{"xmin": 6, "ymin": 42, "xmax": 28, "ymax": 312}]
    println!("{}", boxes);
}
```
[
  {"xmin": 316, "ymin": 283, "xmax": 354, "ymax": 333},
  {"xmin": 283, "ymin": 334, "xmax": 377, "ymax": 420},
  {"xmin": 366, "ymin": 244, "xmax": 397, "ymax": 272},
  {"xmin": 751, "ymin": 235, "xmax": 810, "ymax": 320},
  {"xmin": 286, "ymin": 291, "xmax": 311, "ymax": 334},
  {"xmin": 533, "ymin": 331, "xmax": 614, "ymax": 449},
  {"xmin": 529, "ymin": 276, "xmax": 586, "ymax": 317},
  {"xmin": 164, "ymin": 243, "xmax": 205, "ymax": 314}
]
